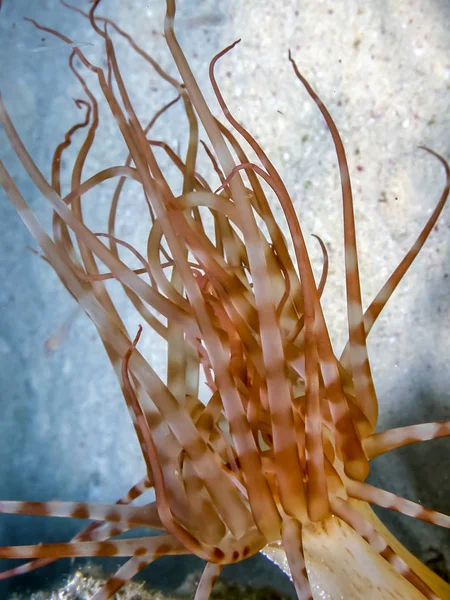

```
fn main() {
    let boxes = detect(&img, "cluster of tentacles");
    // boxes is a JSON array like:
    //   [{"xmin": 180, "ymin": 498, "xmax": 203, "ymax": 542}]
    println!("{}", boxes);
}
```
[{"xmin": 0, "ymin": 1, "xmax": 449, "ymax": 599}]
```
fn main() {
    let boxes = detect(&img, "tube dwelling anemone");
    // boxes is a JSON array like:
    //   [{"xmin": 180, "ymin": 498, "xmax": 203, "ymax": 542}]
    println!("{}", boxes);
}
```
[{"xmin": 0, "ymin": 1, "xmax": 449, "ymax": 598}]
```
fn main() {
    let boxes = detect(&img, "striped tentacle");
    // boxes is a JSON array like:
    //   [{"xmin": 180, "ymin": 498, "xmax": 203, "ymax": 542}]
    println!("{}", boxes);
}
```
[
  {"xmin": 1, "ymin": 151, "xmax": 248, "ymax": 548},
  {"xmin": 59, "ymin": 53, "xmax": 128, "ymax": 342},
  {"xmin": 340, "ymin": 147, "xmax": 450, "ymax": 369},
  {"xmin": 124, "ymin": 357, "xmax": 193, "ymax": 532},
  {"xmin": 48, "ymin": 48, "xmax": 190, "ymax": 526},
  {"xmin": 0, "ymin": 475, "xmax": 154, "ymax": 581},
  {"xmin": 167, "ymin": 205, "xmax": 265, "ymax": 359},
  {"xmin": 190, "ymin": 391, "xmax": 238, "ymax": 469},
  {"xmin": 194, "ymin": 563, "xmax": 224, "ymax": 600},
  {"xmin": 180, "ymin": 456, "xmax": 227, "ymax": 545},
  {"xmin": 122, "ymin": 327, "xmax": 231, "ymax": 559},
  {"xmin": 347, "ymin": 481, "xmax": 450, "ymax": 528},
  {"xmin": 0, "ymin": 91, "xmax": 256, "ymax": 543},
  {"xmin": 199, "ymin": 285, "xmax": 253, "ymax": 404},
  {"xmin": 148, "ymin": 138, "xmax": 213, "ymax": 193},
  {"xmin": 0, "ymin": 521, "xmax": 146, "ymax": 581},
  {"xmin": 91, "ymin": 557, "xmax": 154, "ymax": 600},
  {"xmin": 364, "ymin": 421, "xmax": 450, "ymax": 459},
  {"xmin": 0, "ymin": 500, "xmax": 161, "ymax": 529},
  {"xmin": 285, "ymin": 233, "xmax": 328, "ymax": 344},
  {"xmin": 165, "ymin": 68, "xmax": 200, "ymax": 413},
  {"xmin": 289, "ymin": 52, "xmax": 378, "ymax": 436},
  {"xmin": 216, "ymin": 120, "xmax": 305, "ymax": 331},
  {"xmin": 0, "ymin": 534, "xmax": 186, "ymax": 560},
  {"xmin": 128, "ymin": 134, "xmax": 278, "ymax": 550},
  {"xmin": 212, "ymin": 47, "xmax": 375, "ymax": 513},
  {"xmin": 209, "ymin": 49, "xmax": 328, "ymax": 523},
  {"xmin": 216, "ymin": 159, "xmax": 369, "ymax": 487},
  {"xmin": 106, "ymin": 104, "xmax": 185, "ymax": 342},
  {"xmin": 331, "ymin": 498, "xmax": 440, "ymax": 600},
  {"xmin": 282, "ymin": 518, "xmax": 313, "ymax": 600},
  {"xmin": 166, "ymin": 5, "xmax": 289, "ymax": 541},
  {"xmin": 117, "ymin": 476, "xmax": 152, "ymax": 503}
]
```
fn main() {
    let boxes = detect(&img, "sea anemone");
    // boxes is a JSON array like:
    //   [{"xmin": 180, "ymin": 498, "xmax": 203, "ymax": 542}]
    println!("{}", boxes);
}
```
[{"xmin": 0, "ymin": 1, "xmax": 449, "ymax": 599}]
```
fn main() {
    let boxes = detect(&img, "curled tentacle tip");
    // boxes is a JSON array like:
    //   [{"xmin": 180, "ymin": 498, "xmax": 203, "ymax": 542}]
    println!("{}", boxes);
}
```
[
  {"xmin": 131, "ymin": 325, "xmax": 143, "ymax": 348},
  {"xmin": 417, "ymin": 146, "xmax": 450, "ymax": 175},
  {"xmin": 287, "ymin": 50, "xmax": 300, "ymax": 71},
  {"xmin": 224, "ymin": 38, "xmax": 241, "ymax": 53}
]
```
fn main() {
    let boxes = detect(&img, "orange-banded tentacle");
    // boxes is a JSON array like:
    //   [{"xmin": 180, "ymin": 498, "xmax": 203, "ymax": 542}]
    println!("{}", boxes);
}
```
[
  {"xmin": 0, "ymin": 501, "xmax": 162, "ymax": 529},
  {"xmin": 364, "ymin": 421, "xmax": 450, "ymax": 459},
  {"xmin": 107, "ymin": 53, "xmax": 275, "ymax": 540},
  {"xmin": 341, "ymin": 147, "xmax": 450, "ymax": 370},
  {"xmin": 270, "ymin": 241, "xmax": 294, "ymax": 326},
  {"xmin": 76, "ymin": 477, "xmax": 154, "ymax": 542},
  {"xmin": 331, "ymin": 498, "xmax": 440, "ymax": 600},
  {"xmin": 200, "ymin": 138, "xmax": 226, "ymax": 187},
  {"xmin": 57, "ymin": 165, "xmax": 142, "ymax": 207},
  {"xmin": 294, "ymin": 328, "xmax": 370, "ymax": 482},
  {"xmin": 1, "ymin": 95, "xmax": 243, "ymax": 544},
  {"xmin": 282, "ymin": 518, "xmax": 313, "ymax": 600},
  {"xmin": 347, "ymin": 481, "xmax": 450, "ymax": 528},
  {"xmin": 0, "ymin": 534, "xmax": 186, "ymax": 560},
  {"xmin": 218, "ymin": 160, "xmax": 367, "ymax": 494},
  {"xmin": 181, "ymin": 458, "xmax": 227, "ymax": 545},
  {"xmin": 288, "ymin": 52, "xmax": 378, "ymax": 433},
  {"xmin": 202, "ymin": 272, "xmax": 265, "ymax": 382},
  {"xmin": 0, "ymin": 475, "xmax": 153, "ymax": 581},
  {"xmin": 0, "ymin": 94, "xmax": 196, "ymax": 333},
  {"xmin": 166, "ymin": 7, "xmax": 301, "ymax": 537},
  {"xmin": 209, "ymin": 54, "xmax": 352, "ymax": 497},
  {"xmin": 216, "ymin": 119, "xmax": 305, "ymax": 325},
  {"xmin": 146, "ymin": 221, "xmax": 192, "ymax": 309},
  {"xmin": 199, "ymin": 138, "xmax": 241, "ymax": 265},
  {"xmin": 215, "ymin": 159, "xmax": 327, "ymax": 521},
  {"xmin": 63, "ymin": 51, "xmax": 124, "ymax": 332},
  {"xmin": 166, "ymin": 77, "xmax": 200, "ymax": 408},
  {"xmin": 303, "ymin": 312, "xmax": 329, "ymax": 522},
  {"xmin": 105, "ymin": 98, "xmax": 181, "ymax": 340},
  {"xmin": 0, "ymin": 95, "xmax": 253, "ymax": 541},
  {"xmin": 122, "ymin": 327, "xmax": 223, "ymax": 559},
  {"xmin": 117, "ymin": 476, "xmax": 152, "ymax": 503},
  {"xmin": 0, "ymin": 561, "xmax": 48, "ymax": 582},
  {"xmin": 91, "ymin": 556, "xmax": 155, "ymax": 600},
  {"xmin": 292, "ymin": 401, "xmax": 307, "ymax": 474},
  {"xmin": 246, "ymin": 381, "xmax": 271, "ymax": 446},
  {"xmin": 194, "ymin": 391, "xmax": 223, "ymax": 435},
  {"xmin": 194, "ymin": 563, "xmax": 223, "ymax": 600},
  {"xmin": 73, "ymin": 265, "xmax": 149, "ymax": 282},
  {"xmin": 0, "ymin": 520, "xmax": 133, "ymax": 582}
]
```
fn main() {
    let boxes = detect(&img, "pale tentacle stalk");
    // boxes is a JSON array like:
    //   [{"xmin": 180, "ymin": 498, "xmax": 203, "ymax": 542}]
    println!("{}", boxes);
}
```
[{"xmin": 0, "ymin": 1, "xmax": 449, "ymax": 599}]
